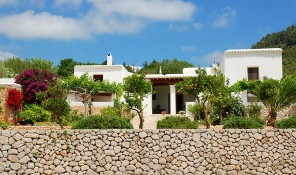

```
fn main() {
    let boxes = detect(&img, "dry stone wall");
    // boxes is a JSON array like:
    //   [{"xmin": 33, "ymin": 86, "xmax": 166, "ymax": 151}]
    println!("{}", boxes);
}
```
[{"xmin": 0, "ymin": 129, "xmax": 295, "ymax": 175}]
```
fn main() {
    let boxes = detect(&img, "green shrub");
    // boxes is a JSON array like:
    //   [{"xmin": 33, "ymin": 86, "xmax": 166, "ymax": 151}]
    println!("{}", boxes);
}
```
[
  {"xmin": 100, "ymin": 107, "xmax": 121, "ymax": 117},
  {"xmin": 188, "ymin": 103, "xmax": 204, "ymax": 121},
  {"xmin": 223, "ymin": 97, "xmax": 246, "ymax": 117},
  {"xmin": 63, "ymin": 110, "xmax": 84, "ymax": 126},
  {"xmin": 276, "ymin": 116, "xmax": 296, "ymax": 128},
  {"xmin": 101, "ymin": 106, "xmax": 134, "ymax": 119},
  {"xmin": 71, "ymin": 115, "xmax": 133, "ymax": 129},
  {"xmin": 246, "ymin": 103, "xmax": 261, "ymax": 117},
  {"xmin": 0, "ymin": 121, "xmax": 9, "ymax": 130},
  {"xmin": 223, "ymin": 116, "xmax": 264, "ymax": 129},
  {"xmin": 19, "ymin": 104, "xmax": 51, "ymax": 124},
  {"xmin": 157, "ymin": 116, "xmax": 198, "ymax": 129}
]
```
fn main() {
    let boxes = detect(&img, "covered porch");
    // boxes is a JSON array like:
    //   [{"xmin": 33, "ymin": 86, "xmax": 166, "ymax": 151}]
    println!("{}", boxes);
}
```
[{"xmin": 145, "ymin": 74, "xmax": 196, "ymax": 115}]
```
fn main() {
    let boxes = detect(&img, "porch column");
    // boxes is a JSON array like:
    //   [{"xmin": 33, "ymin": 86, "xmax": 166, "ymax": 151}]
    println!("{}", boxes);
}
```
[{"xmin": 169, "ymin": 85, "xmax": 176, "ymax": 115}]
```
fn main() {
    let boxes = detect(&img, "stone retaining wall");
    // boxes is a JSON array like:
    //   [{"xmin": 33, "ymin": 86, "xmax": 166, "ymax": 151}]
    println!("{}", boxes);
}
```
[{"xmin": 0, "ymin": 129, "xmax": 295, "ymax": 175}]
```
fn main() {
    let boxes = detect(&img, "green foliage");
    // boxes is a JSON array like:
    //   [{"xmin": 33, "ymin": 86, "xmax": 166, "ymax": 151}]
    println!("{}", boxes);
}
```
[
  {"xmin": 233, "ymin": 76, "xmax": 296, "ymax": 126},
  {"xmin": 223, "ymin": 116, "xmax": 264, "ymax": 129},
  {"xmin": 157, "ymin": 116, "xmax": 198, "ymax": 129},
  {"xmin": 71, "ymin": 115, "xmax": 133, "ymax": 129},
  {"xmin": 139, "ymin": 58, "xmax": 193, "ymax": 74},
  {"xmin": 100, "ymin": 107, "xmax": 121, "ymax": 117},
  {"xmin": 62, "ymin": 73, "xmax": 118, "ymax": 117},
  {"xmin": 0, "ymin": 121, "xmax": 9, "ymax": 130},
  {"xmin": 123, "ymin": 74, "xmax": 152, "ymax": 129},
  {"xmin": 246, "ymin": 103, "xmax": 261, "ymax": 117},
  {"xmin": 40, "ymin": 80, "xmax": 70, "ymax": 129},
  {"xmin": 63, "ymin": 110, "xmax": 84, "ymax": 125},
  {"xmin": 276, "ymin": 116, "xmax": 296, "ymax": 128},
  {"xmin": 252, "ymin": 25, "xmax": 296, "ymax": 76},
  {"xmin": 58, "ymin": 58, "xmax": 80, "ymax": 77},
  {"xmin": 19, "ymin": 104, "xmax": 51, "ymax": 124},
  {"xmin": 188, "ymin": 103, "xmax": 204, "ymax": 121},
  {"xmin": 176, "ymin": 68, "xmax": 227, "ymax": 128},
  {"xmin": 222, "ymin": 96, "xmax": 246, "ymax": 117},
  {"xmin": 0, "ymin": 61, "xmax": 9, "ymax": 78},
  {"xmin": 4, "ymin": 58, "xmax": 57, "ymax": 77}
]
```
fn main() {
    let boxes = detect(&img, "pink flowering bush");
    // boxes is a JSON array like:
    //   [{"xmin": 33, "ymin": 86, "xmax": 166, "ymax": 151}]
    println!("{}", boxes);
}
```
[{"xmin": 15, "ymin": 68, "xmax": 56, "ymax": 103}]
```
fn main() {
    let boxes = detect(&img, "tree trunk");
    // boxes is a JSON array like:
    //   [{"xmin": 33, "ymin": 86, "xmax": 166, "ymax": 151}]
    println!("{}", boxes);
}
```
[
  {"xmin": 268, "ymin": 109, "xmax": 277, "ymax": 127},
  {"xmin": 204, "ymin": 111, "xmax": 210, "ymax": 129},
  {"xmin": 138, "ymin": 110, "xmax": 144, "ymax": 129},
  {"xmin": 218, "ymin": 108, "xmax": 223, "ymax": 125},
  {"xmin": 58, "ymin": 120, "xmax": 64, "ymax": 129},
  {"xmin": 83, "ymin": 102, "xmax": 88, "ymax": 117}
]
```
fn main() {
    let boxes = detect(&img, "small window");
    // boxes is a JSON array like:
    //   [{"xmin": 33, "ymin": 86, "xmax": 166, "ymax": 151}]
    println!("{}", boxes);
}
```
[
  {"xmin": 93, "ymin": 75, "xmax": 103, "ymax": 82},
  {"xmin": 248, "ymin": 67, "xmax": 259, "ymax": 80}
]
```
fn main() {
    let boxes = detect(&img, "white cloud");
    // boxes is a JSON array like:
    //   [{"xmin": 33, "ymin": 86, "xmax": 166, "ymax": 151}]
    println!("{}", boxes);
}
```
[
  {"xmin": 88, "ymin": 0, "xmax": 196, "ymax": 21},
  {"xmin": 168, "ymin": 24, "xmax": 189, "ymax": 32},
  {"xmin": 0, "ymin": 11, "xmax": 91, "ymax": 40},
  {"xmin": 0, "ymin": 0, "xmax": 196, "ymax": 40},
  {"xmin": 213, "ymin": 7, "xmax": 236, "ymax": 28},
  {"xmin": 54, "ymin": 0, "xmax": 82, "ymax": 9},
  {"xmin": 193, "ymin": 22, "xmax": 203, "ymax": 30},
  {"xmin": 181, "ymin": 45, "xmax": 196, "ymax": 51},
  {"xmin": 0, "ymin": 51, "xmax": 16, "ymax": 60}
]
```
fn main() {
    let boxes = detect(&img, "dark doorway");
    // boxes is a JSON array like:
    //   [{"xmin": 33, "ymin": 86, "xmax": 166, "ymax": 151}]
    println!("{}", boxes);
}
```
[
  {"xmin": 176, "ymin": 94, "xmax": 184, "ymax": 113},
  {"xmin": 168, "ymin": 94, "xmax": 170, "ymax": 114}
]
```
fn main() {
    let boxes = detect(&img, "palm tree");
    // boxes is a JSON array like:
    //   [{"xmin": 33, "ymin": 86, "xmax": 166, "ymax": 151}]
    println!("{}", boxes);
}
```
[{"xmin": 234, "ymin": 76, "xmax": 296, "ymax": 127}]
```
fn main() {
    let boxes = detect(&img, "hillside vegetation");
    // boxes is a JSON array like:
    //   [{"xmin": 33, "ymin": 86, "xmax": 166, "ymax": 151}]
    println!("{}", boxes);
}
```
[{"xmin": 252, "ymin": 25, "xmax": 296, "ymax": 76}]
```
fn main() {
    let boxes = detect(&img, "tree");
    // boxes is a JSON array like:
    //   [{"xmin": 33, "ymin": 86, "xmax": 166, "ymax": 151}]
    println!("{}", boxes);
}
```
[
  {"xmin": 15, "ymin": 68, "xmax": 56, "ymax": 104},
  {"xmin": 0, "ymin": 61, "xmax": 8, "ymax": 78},
  {"xmin": 6, "ymin": 89, "xmax": 23, "ymax": 125},
  {"xmin": 232, "ymin": 76, "xmax": 296, "ymax": 126},
  {"xmin": 38, "ymin": 80, "xmax": 70, "ymax": 129},
  {"xmin": 176, "ymin": 68, "xmax": 226, "ymax": 128},
  {"xmin": 62, "ymin": 73, "xmax": 118, "ymax": 117},
  {"xmin": 58, "ymin": 58, "xmax": 80, "ymax": 77},
  {"xmin": 4, "ymin": 58, "xmax": 57, "ymax": 77},
  {"xmin": 211, "ymin": 77, "xmax": 232, "ymax": 125},
  {"xmin": 123, "ymin": 74, "xmax": 152, "ymax": 129},
  {"xmin": 139, "ymin": 58, "xmax": 194, "ymax": 74},
  {"xmin": 252, "ymin": 25, "xmax": 296, "ymax": 76}
]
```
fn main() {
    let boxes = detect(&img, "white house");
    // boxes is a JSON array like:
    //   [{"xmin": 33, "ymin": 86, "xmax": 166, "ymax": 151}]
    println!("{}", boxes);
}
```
[
  {"xmin": 220, "ymin": 48, "xmax": 283, "ymax": 103},
  {"xmin": 67, "ymin": 53, "xmax": 132, "ymax": 108},
  {"xmin": 69, "ymin": 48, "xmax": 283, "ymax": 115}
]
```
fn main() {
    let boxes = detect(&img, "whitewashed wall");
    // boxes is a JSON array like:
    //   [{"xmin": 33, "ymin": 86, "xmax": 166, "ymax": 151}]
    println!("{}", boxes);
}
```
[
  {"xmin": 220, "ymin": 48, "xmax": 282, "ymax": 104},
  {"xmin": 220, "ymin": 49, "xmax": 282, "ymax": 86},
  {"xmin": 74, "ymin": 65, "xmax": 131, "ymax": 84}
]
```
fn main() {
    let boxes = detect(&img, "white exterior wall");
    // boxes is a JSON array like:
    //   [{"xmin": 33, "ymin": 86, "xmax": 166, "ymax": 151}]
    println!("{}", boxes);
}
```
[
  {"xmin": 143, "ymin": 94, "xmax": 152, "ymax": 116},
  {"xmin": 71, "ymin": 65, "xmax": 131, "ymax": 107},
  {"xmin": 74, "ymin": 65, "xmax": 131, "ymax": 84},
  {"xmin": 220, "ymin": 48, "xmax": 283, "ymax": 104},
  {"xmin": 183, "ymin": 66, "xmax": 216, "ymax": 75},
  {"xmin": 221, "ymin": 49, "xmax": 282, "ymax": 86}
]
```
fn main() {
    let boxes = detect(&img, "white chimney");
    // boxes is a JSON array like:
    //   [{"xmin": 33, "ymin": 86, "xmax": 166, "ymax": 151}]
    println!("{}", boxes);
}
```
[{"xmin": 107, "ymin": 52, "xmax": 112, "ymax": 66}]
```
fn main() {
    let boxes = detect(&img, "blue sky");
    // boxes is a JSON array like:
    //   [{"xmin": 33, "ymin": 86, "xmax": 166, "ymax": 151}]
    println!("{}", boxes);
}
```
[{"xmin": 0, "ymin": 0, "xmax": 296, "ymax": 67}]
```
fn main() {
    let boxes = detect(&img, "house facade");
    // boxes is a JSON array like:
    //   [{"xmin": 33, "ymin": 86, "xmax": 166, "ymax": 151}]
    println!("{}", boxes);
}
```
[
  {"xmin": 69, "ymin": 48, "xmax": 283, "ymax": 115},
  {"xmin": 220, "ymin": 48, "xmax": 283, "ymax": 103}
]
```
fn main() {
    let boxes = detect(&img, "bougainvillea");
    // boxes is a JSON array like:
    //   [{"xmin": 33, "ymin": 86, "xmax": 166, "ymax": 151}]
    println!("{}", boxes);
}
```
[
  {"xmin": 6, "ymin": 88, "xmax": 24, "ymax": 125},
  {"xmin": 15, "ymin": 68, "xmax": 56, "ymax": 103}
]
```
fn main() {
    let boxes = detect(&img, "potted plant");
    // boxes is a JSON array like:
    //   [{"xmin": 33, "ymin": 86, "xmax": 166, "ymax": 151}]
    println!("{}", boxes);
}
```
[
  {"xmin": 161, "ymin": 110, "xmax": 166, "ymax": 115},
  {"xmin": 179, "ymin": 111, "xmax": 186, "ymax": 116}
]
